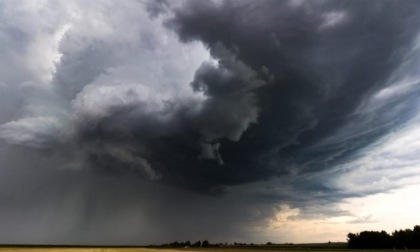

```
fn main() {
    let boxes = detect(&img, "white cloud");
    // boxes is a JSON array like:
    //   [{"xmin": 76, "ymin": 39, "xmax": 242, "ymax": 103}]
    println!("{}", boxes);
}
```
[
  {"xmin": 319, "ymin": 11, "xmax": 347, "ymax": 29},
  {"xmin": 332, "ymin": 119, "xmax": 420, "ymax": 194},
  {"xmin": 0, "ymin": 0, "xmax": 210, "ymax": 150},
  {"xmin": 0, "ymin": 117, "xmax": 64, "ymax": 148}
]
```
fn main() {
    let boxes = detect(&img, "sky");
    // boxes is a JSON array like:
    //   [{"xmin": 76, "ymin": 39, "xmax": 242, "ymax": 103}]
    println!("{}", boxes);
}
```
[{"xmin": 1, "ymin": 0, "xmax": 420, "ymax": 245}]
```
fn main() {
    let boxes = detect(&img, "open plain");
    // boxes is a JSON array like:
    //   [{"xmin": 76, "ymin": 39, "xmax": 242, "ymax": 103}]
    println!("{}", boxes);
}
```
[{"xmin": 2, "ymin": 248, "xmax": 420, "ymax": 252}]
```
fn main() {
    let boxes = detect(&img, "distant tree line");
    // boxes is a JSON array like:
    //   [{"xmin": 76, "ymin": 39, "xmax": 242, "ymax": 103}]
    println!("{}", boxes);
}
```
[
  {"xmin": 150, "ymin": 241, "xmax": 285, "ymax": 248},
  {"xmin": 154, "ymin": 240, "xmax": 211, "ymax": 248},
  {"xmin": 153, "ymin": 240, "xmax": 277, "ymax": 248},
  {"xmin": 347, "ymin": 225, "xmax": 420, "ymax": 249}
]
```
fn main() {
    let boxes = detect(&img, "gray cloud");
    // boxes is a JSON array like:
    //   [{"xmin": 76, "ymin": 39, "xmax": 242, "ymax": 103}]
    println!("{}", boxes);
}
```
[
  {"xmin": 1, "ymin": 0, "xmax": 420, "ymax": 244},
  {"xmin": 161, "ymin": 0, "xmax": 420, "ymax": 187}
]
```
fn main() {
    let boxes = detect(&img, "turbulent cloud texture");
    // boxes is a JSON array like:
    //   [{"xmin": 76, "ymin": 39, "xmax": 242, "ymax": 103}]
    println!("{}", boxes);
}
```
[{"xmin": 1, "ymin": 0, "xmax": 420, "ymax": 244}]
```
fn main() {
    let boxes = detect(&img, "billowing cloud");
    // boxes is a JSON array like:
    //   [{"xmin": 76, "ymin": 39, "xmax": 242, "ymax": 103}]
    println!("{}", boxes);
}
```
[{"xmin": 1, "ymin": 0, "xmax": 420, "ymax": 244}]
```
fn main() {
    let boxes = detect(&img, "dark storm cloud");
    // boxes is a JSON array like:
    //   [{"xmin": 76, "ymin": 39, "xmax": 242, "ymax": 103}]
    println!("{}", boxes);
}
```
[
  {"xmin": 1, "ymin": 0, "xmax": 420, "ymax": 244},
  {"xmin": 1, "ymin": 0, "xmax": 417, "ymax": 193},
  {"xmin": 69, "ymin": 0, "xmax": 420, "ymax": 192},
  {"xmin": 157, "ymin": 0, "xmax": 420, "ymax": 189},
  {"xmin": 0, "ymin": 145, "xmax": 278, "ymax": 244}
]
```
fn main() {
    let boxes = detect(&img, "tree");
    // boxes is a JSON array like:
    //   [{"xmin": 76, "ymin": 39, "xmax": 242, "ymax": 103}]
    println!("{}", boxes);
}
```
[
  {"xmin": 348, "ymin": 225, "xmax": 420, "ymax": 249},
  {"xmin": 202, "ymin": 240, "xmax": 210, "ymax": 247}
]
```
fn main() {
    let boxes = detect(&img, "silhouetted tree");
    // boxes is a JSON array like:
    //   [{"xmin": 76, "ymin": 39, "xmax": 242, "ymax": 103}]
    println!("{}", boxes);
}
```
[
  {"xmin": 348, "ymin": 225, "xmax": 420, "ymax": 249},
  {"xmin": 202, "ymin": 240, "xmax": 210, "ymax": 247}
]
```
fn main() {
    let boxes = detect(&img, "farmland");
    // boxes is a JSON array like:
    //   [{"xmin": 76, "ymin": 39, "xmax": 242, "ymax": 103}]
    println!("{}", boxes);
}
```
[{"xmin": 1, "ymin": 247, "xmax": 420, "ymax": 252}]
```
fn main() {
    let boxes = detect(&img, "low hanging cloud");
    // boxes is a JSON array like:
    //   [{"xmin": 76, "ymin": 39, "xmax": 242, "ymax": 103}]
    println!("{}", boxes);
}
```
[{"xmin": 1, "ymin": 0, "xmax": 420, "ymax": 244}]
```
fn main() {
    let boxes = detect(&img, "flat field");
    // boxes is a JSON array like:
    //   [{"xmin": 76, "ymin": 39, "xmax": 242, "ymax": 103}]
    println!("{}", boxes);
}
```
[
  {"xmin": 0, "ymin": 248, "xmax": 188, "ymax": 252},
  {"xmin": 1, "ymin": 248, "xmax": 420, "ymax": 252},
  {"xmin": 0, "ymin": 248, "xmax": 175, "ymax": 252}
]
